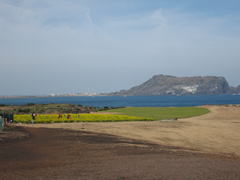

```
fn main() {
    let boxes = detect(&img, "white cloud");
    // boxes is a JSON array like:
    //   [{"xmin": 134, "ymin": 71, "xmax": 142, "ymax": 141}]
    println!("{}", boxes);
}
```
[{"xmin": 0, "ymin": 0, "xmax": 240, "ymax": 95}]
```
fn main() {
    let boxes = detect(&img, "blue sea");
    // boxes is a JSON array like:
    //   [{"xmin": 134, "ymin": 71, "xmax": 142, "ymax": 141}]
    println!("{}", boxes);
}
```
[{"xmin": 0, "ymin": 95, "xmax": 239, "ymax": 107}]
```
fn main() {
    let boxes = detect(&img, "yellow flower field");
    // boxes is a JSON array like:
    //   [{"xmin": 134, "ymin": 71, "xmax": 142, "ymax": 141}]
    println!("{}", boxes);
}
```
[{"xmin": 14, "ymin": 114, "xmax": 152, "ymax": 123}]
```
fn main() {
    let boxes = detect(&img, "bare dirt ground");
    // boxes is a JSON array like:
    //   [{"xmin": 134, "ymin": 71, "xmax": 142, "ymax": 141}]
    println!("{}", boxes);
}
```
[
  {"xmin": 24, "ymin": 105, "xmax": 240, "ymax": 157},
  {"xmin": 1, "ymin": 105, "xmax": 240, "ymax": 179},
  {"xmin": 0, "ymin": 126, "xmax": 240, "ymax": 180},
  {"xmin": 0, "ymin": 126, "xmax": 30, "ymax": 142}
]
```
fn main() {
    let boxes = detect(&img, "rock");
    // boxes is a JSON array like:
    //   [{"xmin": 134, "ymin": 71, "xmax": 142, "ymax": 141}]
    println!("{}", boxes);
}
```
[
  {"xmin": 229, "ymin": 85, "xmax": 240, "ymax": 94},
  {"xmin": 109, "ymin": 74, "xmax": 235, "ymax": 96}
]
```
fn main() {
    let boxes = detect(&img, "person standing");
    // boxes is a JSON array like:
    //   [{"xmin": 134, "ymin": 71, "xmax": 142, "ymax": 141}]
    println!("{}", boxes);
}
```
[
  {"xmin": 58, "ymin": 114, "xmax": 63, "ymax": 119},
  {"xmin": 67, "ymin": 114, "xmax": 71, "ymax": 120},
  {"xmin": 3, "ymin": 112, "xmax": 7, "ymax": 126},
  {"xmin": 9, "ymin": 113, "xmax": 14, "ymax": 123},
  {"xmin": 31, "ymin": 113, "xmax": 37, "ymax": 123}
]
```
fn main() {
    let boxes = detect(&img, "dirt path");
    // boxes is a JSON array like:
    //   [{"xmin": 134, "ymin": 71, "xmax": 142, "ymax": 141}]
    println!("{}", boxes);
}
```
[
  {"xmin": 0, "ymin": 127, "xmax": 240, "ymax": 180},
  {"xmin": 23, "ymin": 105, "xmax": 240, "ymax": 157}
]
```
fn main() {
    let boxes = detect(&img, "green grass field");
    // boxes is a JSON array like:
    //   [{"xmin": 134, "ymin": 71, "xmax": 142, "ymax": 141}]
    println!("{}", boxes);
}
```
[
  {"xmin": 105, "ymin": 107, "xmax": 210, "ymax": 120},
  {"xmin": 14, "ymin": 114, "xmax": 151, "ymax": 123},
  {"xmin": 14, "ymin": 107, "xmax": 209, "ymax": 123}
]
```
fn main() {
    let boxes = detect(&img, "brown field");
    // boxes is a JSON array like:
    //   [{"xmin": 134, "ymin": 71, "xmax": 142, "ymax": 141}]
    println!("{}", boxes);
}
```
[
  {"xmin": 23, "ymin": 105, "xmax": 240, "ymax": 157},
  {"xmin": 1, "ymin": 105, "xmax": 240, "ymax": 179}
]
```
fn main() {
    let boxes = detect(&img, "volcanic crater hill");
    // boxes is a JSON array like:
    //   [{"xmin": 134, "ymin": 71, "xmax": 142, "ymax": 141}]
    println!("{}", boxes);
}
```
[{"xmin": 109, "ymin": 75, "xmax": 240, "ymax": 96}]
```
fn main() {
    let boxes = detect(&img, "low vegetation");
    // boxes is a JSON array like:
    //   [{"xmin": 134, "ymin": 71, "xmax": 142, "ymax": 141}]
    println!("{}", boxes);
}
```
[
  {"xmin": 0, "ymin": 104, "xmax": 114, "ymax": 114},
  {"xmin": 105, "ymin": 107, "xmax": 210, "ymax": 120},
  {"xmin": 14, "ymin": 114, "xmax": 151, "ymax": 123},
  {"xmin": 11, "ymin": 105, "xmax": 209, "ymax": 123}
]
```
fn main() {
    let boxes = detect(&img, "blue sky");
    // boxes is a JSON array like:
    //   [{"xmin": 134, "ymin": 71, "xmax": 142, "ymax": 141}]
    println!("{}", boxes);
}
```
[{"xmin": 0, "ymin": 0, "xmax": 240, "ymax": 95}]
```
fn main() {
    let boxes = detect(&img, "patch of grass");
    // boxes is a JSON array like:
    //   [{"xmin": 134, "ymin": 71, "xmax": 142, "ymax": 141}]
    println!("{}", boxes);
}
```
[
  {"xmin": 14, "ymin": 107, "xmax": 210, "ymax": 123},
  {"xmin": 14, "ymin": 114, "xmax": 151, "ymax": 123},
  {"xmin": 105, "ymin": 107, "xmax": 210, "ymax": 120}
]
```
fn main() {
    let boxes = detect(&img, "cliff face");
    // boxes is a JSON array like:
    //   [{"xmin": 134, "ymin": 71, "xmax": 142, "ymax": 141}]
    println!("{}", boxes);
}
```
[
  {"xmin": 111, "ymin": 75, "xmax": 233, "ymax": 96},
  {"xmin": 229, "ymin": 85, "xmax": 240, "ymax": 94}
]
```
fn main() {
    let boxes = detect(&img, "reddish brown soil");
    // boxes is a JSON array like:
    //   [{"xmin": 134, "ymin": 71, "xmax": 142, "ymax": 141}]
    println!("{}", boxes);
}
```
[{"xmin": 0, "ymin": 127, "xmax": 240, "ymax": 180}]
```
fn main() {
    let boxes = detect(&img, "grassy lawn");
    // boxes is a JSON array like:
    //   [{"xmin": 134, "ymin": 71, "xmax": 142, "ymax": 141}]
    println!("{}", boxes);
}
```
[
  {"xmin": 105, "ymin": 107, "xmax": 210, "ymax": 120},
  {"xmin": 14, "ymin": 107, "xmax": 210, "ymax": 123},
  {"xmin": 14, "ymin": 114, "xmax": 151, "ymax": 123}
]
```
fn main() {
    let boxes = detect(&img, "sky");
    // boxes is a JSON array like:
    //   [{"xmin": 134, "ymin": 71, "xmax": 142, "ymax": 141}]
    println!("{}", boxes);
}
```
[{"xmin": 0, "ymin": 0, "xmax": 240, "ymax": 95}]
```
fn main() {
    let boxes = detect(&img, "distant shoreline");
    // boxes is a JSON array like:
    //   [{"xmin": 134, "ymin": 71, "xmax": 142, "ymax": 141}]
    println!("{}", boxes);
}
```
[
  {"xmin": 0, "ymin": 95, "xmax": 239, "ymax": 108},
  {"xmin": 1, "ymin": 93, "xmax": 240, "ymax": 99}
]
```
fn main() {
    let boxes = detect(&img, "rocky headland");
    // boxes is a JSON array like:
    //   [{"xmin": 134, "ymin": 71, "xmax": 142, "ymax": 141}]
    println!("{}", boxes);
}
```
[{"xmin": 108, "ymin": 75, "xmax": 240, "ymax": 96}]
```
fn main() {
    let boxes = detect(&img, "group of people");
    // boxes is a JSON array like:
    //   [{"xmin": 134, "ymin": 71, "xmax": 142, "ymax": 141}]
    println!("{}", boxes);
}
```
[
  {"xmin": 0, "ymin": 112, "xmax": 14, "ymax": 127},
  {"xmin": 58, "ymin": 114, "xmax": 72, "ymax": 119}
]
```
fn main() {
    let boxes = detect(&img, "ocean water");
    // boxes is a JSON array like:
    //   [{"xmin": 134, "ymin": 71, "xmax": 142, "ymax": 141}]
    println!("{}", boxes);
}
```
[{"xmin": 0, "ymin": 95, "xmax": 240, "ymax": 107}]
